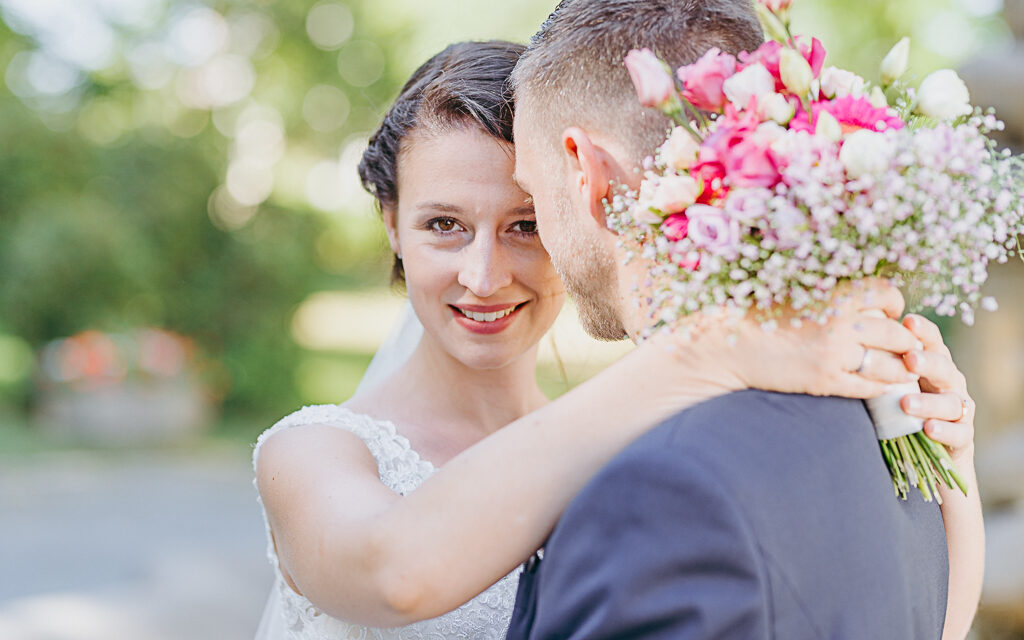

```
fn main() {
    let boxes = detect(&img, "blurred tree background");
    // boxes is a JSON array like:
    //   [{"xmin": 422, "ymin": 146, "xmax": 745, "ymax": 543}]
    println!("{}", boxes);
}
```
[
  {"xmin": 2, "ymin": 2, "xmax": 1023, "ymax": 639},
  {"xmin": 0, "ymin": 0, "xmax": 1013, "ymax": 431}
]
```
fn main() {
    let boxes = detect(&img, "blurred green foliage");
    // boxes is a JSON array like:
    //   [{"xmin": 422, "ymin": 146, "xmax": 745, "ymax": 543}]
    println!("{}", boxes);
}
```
[{"xmin": 0, "ymin": 0, "xmax": 1010, "ymax": 423}]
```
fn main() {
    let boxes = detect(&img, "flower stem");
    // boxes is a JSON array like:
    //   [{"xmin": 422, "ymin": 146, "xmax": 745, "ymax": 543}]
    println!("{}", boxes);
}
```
[
  {"xmin": 879, "ymin": 431, "xmax": 967, "ymax": 503},
  {"xmin": 681, "ymin": 98, "xmax": 711, "ymax": 130}
]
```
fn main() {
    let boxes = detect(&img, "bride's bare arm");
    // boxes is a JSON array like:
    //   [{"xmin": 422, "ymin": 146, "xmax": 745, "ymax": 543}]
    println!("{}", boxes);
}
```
[
  {"xmin": 897, "ymin": 315, "xmax": 983, "ymax": 640},
  {"xmin": 256, "ymin": 338, "xmax": 745, "ymax": 627},
  {"xmin": 256, "ymin": 281, "xmax": 920, "ymax": 627}
]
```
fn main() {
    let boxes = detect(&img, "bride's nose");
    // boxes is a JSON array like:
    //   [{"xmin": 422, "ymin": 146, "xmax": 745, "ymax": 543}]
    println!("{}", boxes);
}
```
[{"xmin": 458, "ymin": 234, "xmax": 514, "ymax": 298}]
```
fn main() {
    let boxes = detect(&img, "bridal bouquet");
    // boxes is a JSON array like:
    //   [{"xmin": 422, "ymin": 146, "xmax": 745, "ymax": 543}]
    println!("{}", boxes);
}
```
[{"xmin": 613, "ymin": 0, "xmax": 1024, "ymax": 502}]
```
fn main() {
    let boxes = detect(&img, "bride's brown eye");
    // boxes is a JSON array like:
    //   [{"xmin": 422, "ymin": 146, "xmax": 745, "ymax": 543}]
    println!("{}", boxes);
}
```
[
  {"xmin": 430, "ymin": 217, "xmax": 459, "ymax": 233},
  {"xmin": 512, "ymin": 220, "xmax": 538, "ymax": 235}
]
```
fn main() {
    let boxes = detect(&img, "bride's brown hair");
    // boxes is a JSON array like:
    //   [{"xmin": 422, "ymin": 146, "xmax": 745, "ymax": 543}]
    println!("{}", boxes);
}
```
[{"xmin": 358, "ymin": 40, "xmax": 525, "ymax": 284}]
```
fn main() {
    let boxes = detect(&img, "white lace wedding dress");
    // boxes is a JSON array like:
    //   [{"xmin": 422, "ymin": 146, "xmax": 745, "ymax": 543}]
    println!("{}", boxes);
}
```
[{"xmin": 252, "ymin": 404, "xmax": 522, "ymax": 640}]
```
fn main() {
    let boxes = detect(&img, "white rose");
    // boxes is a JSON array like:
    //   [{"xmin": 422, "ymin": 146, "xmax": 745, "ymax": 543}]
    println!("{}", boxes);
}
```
[
  {"xmin": 819, "ymin": 66, "xmax": 866, "ymax": 99},
  {"xmin": 839, "ymin": 129, "xmax": 895, "ymax": 179},
  {"xmin": 660, "ymin": 126, "xmax": 701, "ymax": 171},
  {"xmin": 757, "ymin": 92, "xmax": 795, "ymax": 125},
  {"xmin": 916, "ymin": 69, "xmax": 972, "ymax": 121},
  {"xmin": 651, "ymin": 174, "xmax": 701, "ymax": 214},
  {"xmin": 722, "ymin": 62, "xmax": 775, "ymax": 109}
]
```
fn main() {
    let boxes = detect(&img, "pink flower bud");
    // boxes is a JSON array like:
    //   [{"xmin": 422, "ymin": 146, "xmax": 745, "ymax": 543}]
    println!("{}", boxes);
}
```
[
  {"xmin": 759, "ymin": 0, "xmax": 793, "ymax": 11},
  {"xmin": 662, "ymin": 213, "xmax": 691, "ymax": 241},
  {"xmin": 625, "ymin": 48, "xmax": 676, "ymax": 110}
]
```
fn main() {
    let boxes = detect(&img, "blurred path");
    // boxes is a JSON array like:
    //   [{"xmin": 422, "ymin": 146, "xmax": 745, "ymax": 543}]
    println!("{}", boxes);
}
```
[{"xmin": 0, "ymin": 449, "xmax": 272, "ymax": 640}]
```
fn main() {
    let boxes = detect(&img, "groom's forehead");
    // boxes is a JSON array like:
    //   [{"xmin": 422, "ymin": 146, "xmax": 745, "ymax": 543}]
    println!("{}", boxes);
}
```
[
  {"xmin": 511, "ymin": 112, "xmax": 538, "ymax": 181},
  {"xmin": 511, "ymin": 162, "xmax": 531, "ymax": 194}
]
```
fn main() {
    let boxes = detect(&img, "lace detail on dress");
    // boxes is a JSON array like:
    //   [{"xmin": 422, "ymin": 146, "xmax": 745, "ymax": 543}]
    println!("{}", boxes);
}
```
[{"xmin": 252, "ymin": 405, "xmax": 521, "ymax": 640}]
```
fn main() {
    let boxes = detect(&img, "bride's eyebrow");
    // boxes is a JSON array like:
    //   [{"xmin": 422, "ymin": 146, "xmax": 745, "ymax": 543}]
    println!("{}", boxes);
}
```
[{"xmin": 415, "ymin": 202, "xmax": 463, "ymax": 214}]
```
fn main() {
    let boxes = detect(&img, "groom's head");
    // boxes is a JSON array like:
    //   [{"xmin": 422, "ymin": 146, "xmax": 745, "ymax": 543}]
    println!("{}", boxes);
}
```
[{"xmin": 512, "ymin": 0, "xmax": 763, "ymax": 339}]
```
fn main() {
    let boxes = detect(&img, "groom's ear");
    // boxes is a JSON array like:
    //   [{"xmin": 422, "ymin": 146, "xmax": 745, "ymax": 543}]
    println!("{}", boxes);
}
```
[{"xmin": 560, "ymin": 127, "xmax": 613, "ymax": 228}]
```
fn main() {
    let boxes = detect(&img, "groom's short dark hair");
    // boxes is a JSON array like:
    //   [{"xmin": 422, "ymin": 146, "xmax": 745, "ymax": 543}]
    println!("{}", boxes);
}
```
[{"xmin": 512, "ymin": 0, "xmax": 764, "ymax": 160}]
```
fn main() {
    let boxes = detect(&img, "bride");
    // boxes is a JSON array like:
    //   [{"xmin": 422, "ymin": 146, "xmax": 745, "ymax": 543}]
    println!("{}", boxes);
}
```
[{"xmin": 253, "ymin": 41, "xmax": 982, "ymax": 639}]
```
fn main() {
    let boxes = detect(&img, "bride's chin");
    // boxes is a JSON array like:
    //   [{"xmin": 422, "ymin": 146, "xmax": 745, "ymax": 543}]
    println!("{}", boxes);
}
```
[
  {"xmin": 455, "ymin": 351, "xmax": 519, "ymax": 372},
  {"xmin": 446, "ymin": 340, "xmax": 531, "ymax": 372}
]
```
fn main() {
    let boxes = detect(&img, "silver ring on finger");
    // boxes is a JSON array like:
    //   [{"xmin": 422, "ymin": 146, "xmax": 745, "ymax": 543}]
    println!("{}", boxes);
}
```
[
  {"xmin": 957, "ymin": 396, "xmax": 972, "ymax": 422},
  {"xmin": 855, "ymin": 347, "xmax": 872, "ymax": 374}
]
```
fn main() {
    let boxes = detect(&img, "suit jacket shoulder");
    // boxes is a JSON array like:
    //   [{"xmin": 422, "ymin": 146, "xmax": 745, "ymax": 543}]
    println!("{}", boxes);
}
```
[{"xmin": 507, "ymin": 390, "xmax": 948, "ymax": 640}]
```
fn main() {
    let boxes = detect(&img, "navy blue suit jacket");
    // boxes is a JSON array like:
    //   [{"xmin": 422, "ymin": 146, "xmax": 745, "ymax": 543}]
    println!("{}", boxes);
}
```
[{"xmin": 506, "ymin": 391, "xmax": 948, "ymax": 639}]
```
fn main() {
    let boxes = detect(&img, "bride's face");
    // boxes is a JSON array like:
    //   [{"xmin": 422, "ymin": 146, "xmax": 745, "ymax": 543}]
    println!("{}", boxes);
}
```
[{"xmin": 385, "ymin": 127, "xmax": 566, "ymax": 370}]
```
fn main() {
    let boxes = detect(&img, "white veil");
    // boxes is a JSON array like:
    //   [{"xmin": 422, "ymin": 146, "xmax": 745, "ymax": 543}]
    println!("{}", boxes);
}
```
[{"xmin": 353, "ymin": 299, "xmax": 424, "ymax": 397}]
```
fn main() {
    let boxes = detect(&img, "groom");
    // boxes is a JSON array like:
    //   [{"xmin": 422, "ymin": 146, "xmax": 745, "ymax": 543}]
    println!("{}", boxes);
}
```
[{"xmin": 506, "ymin": 1, "xmax": 949, "ymax": 638}]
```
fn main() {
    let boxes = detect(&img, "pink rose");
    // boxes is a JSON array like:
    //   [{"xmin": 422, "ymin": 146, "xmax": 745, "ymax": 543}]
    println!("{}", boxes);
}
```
[
  {"xmin": 676, "ymin": 47, "xmax": 737, "ymax": 112},
  {"xmin": 696, "ymin": 106, "xmax": 758, "ymax": 167},
  {"xmin": 694, "ymin": 106, "xmax": 780, "ymax": 191},
  {"xmin": 686, "ymin": 204, "xmax": 741, "ymax": 257},
  {"xmin": 651, "ymin": 174, "xmax": 701, "ymax": 214},
  {"xmin": 662, "ymin": 213, "xmax": 691, "ymax": 241},
  {"xmin": 724, "ymin": 137, "xmax": 780, "ymax": 188},
  {"xmin": 625, "ymin": 48, "xmax": 676, "ymax": 109},
  {"xmin": 692, "ymin": 161, "xmax": 727, "ymax": 204}
]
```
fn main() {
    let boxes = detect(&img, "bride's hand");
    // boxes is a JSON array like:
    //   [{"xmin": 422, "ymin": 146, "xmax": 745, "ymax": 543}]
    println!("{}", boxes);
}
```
[
  {"xmin": 894, "ymin": 318, "xmax": 981, "ymax": 640},
  {"xmin": 897, "ymin": 314, "xmax": 976, "ymax": 464},
  {"xmin": 701, "ymin": 278, "xmax": 922, "ymax": 399}
]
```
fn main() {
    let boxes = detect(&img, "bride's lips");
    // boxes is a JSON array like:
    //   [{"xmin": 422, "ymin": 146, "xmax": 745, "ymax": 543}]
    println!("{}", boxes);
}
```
[{"xmin": 450, "ymin": 302, "xmax": 527, "ymax": 335}]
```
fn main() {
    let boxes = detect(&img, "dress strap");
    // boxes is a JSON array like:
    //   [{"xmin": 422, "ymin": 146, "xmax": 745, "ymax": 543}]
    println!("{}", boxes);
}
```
[{"xmin": 252, "ymin": 404, "xmax": 435, "ymax": 494}]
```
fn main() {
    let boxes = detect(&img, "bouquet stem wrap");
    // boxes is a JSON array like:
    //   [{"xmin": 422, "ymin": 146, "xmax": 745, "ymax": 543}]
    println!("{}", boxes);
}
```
[{"xmin": 868, "ymin": 381, "xmax": 968, "ymax": 503}]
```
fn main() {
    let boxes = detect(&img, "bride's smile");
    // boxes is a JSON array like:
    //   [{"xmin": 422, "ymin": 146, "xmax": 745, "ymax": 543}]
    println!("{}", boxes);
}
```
[{"xmin": 450, "ymin": 302, "xmax": 527, "ymax": 334}]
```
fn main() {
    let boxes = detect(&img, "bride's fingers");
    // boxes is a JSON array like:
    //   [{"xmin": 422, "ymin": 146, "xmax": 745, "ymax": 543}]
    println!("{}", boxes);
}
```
[
  {"xmin": 826, "ymin": 372, "xmax": 890, "ymax": 399},
  {"xmin": 904, "ymin": 349, "xmax": 967, "ymax": 394},
  {"xmin": 850, "ymin": 278, "xmax": 906, "ymax": 319},
  {"xmin": 857, "ymin": 348, "xmax": 919, "ymax": 385},
  {"xmin": 923, "ymin": 419, "xmax": 974, "ymax": 453},
  {"xmin": 900, "ymin": 392, "xmax": 968, "ymax": 422},
  {"xmin": 851, "ymin": 315, "xmax": 919, "ymax": 355},
  {"xmin": 903, "ymin": 314, "xmax": 951, "ymax": 357}
]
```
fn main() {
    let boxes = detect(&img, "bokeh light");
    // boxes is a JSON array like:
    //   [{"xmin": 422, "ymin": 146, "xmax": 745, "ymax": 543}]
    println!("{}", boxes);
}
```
[{"xmin": 306, "ymin": 1, "xmax": 355, "ymax": 50}]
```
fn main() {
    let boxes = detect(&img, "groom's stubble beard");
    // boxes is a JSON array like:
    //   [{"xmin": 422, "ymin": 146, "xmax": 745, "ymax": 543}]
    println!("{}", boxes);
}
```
[{"xmin": 548, "ymin": 190, "xmax": 628, "ymax": 342}]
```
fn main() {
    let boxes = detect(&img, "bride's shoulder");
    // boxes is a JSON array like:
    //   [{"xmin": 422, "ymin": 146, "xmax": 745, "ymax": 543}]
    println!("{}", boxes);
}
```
[
  {"xmin": 253, "ymin": 404, "xmax": 395, "ymax": 468},
  {"xmin": 253, "ymin": 402, "xmax": 434, "ymax": 497}
]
